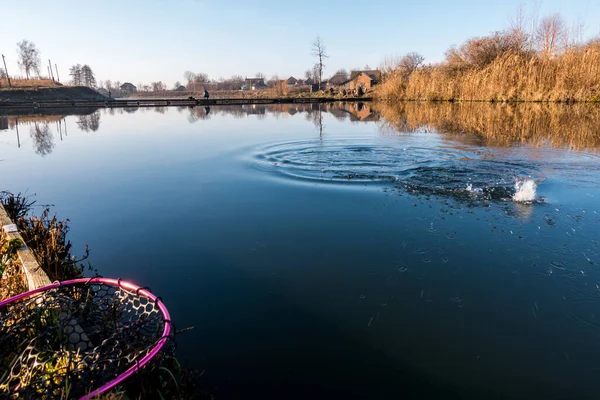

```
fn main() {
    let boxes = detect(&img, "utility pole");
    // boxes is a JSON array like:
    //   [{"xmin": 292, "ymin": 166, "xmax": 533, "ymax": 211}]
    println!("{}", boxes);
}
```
[
  {"xmin": 55, "ymin": 63, "xmax": 59, "ymax": 82},
  {"xmin": 48, "ymin": 59, "xmax": 55, "ymax": 81},
  {"xmin": 1, "ymin": 54, "xmax": 11, "ymax": 88}
]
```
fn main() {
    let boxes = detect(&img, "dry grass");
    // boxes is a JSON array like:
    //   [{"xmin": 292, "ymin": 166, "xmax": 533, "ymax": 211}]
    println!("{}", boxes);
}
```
[
  {"xmin": 0, "ymin": 78, "xmax": 63, "ymax": 89},
  {"xmin": 0, "ymin": 231, "xmax": 27, "ymax": 302},
  {"xmin": 374, "ymin": 101, "xmax": 600, "ymax": 151},
  {"xmin": 377, "ymin": 41, "xmax": 600, "ymax": 102}
]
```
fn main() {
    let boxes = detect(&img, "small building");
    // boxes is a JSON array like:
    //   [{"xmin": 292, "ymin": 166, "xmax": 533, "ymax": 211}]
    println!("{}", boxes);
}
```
[
  {"xmin": 174, "ymin": 85, "xmax": 187, "ymax": 92},
  {"xmin": 244, "ymin": 78, "xmax": 267, "ymax": 90},
  {"xmin": 349, "ymin": 70, "xmax": 381, "ymax": 90},
  {"xmin": 295, "ymin": 79, "xmax": 306, "ymax": 87},
  {"xmin": 304, "ymin": 77, "xmax": 314, "ymax": 86},
  {"xmin": 120, "ymin": 82, "xmax": 137, "ymax": 94},
  {"xmin": 285, "ymin": 77, "xmax": 298, "ymax": 87}
]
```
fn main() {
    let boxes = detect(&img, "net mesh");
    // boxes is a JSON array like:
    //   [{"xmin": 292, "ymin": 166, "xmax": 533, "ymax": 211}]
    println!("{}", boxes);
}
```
[{"xmin": 0, "ymin": 279, "xmax": 170, "ymax": 399}]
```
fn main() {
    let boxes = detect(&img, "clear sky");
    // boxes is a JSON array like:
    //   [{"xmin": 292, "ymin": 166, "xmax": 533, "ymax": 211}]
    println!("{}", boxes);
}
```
[{"xmin": 1, "ymin": 0, "xmax": 599, "ymax": 87}]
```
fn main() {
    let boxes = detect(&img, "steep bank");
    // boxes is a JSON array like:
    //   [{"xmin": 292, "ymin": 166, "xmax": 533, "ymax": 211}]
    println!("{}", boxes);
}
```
[{"xmin": 0, "ymin": 86, "xmax": 107, "ymax": 102}]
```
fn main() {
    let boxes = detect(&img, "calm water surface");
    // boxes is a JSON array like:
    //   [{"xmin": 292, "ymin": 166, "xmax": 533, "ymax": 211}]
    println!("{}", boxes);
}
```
[{"xmin": 1, "ymin": 103, "xmax": 600, "ymax": 399}]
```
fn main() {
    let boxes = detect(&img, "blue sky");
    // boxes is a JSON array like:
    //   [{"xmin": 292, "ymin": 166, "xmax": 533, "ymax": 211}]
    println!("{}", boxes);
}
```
[{"xmin": 1, "ymin": 0, "xmax": 599, "ymax": 87}]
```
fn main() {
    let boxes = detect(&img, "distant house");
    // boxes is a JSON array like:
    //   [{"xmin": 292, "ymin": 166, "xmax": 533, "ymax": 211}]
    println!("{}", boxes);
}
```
[
  {"xmin": 304, "ymin": 77, "xmax": 314, "ymax": 86},
  {"xmin": 120, "ymin": 82, "xmax": 137, "ymax": 94},
  {"xmin": 285, "ymin": 77, "xmax": 298, "ymax": 87},
  {"xmin": 349, "ymin": 70, "xmax": 381, "ymax": 90},
  {"xmin": 327, "ymin": 73, "xmax": 350, "ymax": 87},
  {"xmin": 174, "ymin": 85, "xmax": 187, "ymax": 92},
  {"xmin": 296, "ymin": 79, "xmax": 306, "ymax": 87},
  {"xmin": 244, "ymin": 78, "xmax": 267, "ymax": 90}
]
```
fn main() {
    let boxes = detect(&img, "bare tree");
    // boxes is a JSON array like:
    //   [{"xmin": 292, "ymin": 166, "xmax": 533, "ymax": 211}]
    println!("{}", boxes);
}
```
[
  {"xmin": 312, "ymin": 64, "xmax": 320, "ymax": 82},
  {"xmin": 173, "ymin": 80, "xmax": 182, "ymax": 89},
  {"xmin": 267, "ymin": 75, "xmax": 280, "ymax": 88},
  {"xmin": 508, "ymin": 3, "xmax": 532, "ymax": 53},
  {"xmin": 69, "ymin": 64, "xmax": 82, "ymax": 85},
  {"xmin": 311, "ymin": 35, "xmax": 328, "ymax": 85},
  {"xmin": 304, "ymin": 69, "xmax": 312, "ymax": 79},
  {"xmin": 151, "ymin": 81, "xmax": 166, "ymax": 91},
  {"xmin": 184, "ymin": 71, "xmax": 196, "ymax": 83},
  {"xmin": 255, "ymin": 72, "xmax": 265, "ymax": 79},
  {"xmin": 335, "ymin": 68, "xmax": 349, "ymax": 80},
  {"xmin": 16, "ymin": 40, "xmax": 41, "ymax": 79},
  {"xmin": 194, "ymin": 73, "xmax": 209, "ymax": 83},
  {"xmin": 0, "ymin": 68, "xmax": 6, "ymax": 79},
  {"xmin": 81, "ymin": 65, "xmax": 96, "ymax": 87},
  {"xmin": 397, "ymin": 52, "xmax": 425, "ymax": 79},
  {"xmin": 535, "ymin": 14, "xmax": 566, "ymax": 57}
]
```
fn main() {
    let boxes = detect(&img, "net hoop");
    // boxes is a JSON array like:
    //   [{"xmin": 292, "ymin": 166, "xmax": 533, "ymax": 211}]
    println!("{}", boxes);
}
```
[{"xmin": 0, "ymin": 277, "xmax": 172, "ymax": 400}]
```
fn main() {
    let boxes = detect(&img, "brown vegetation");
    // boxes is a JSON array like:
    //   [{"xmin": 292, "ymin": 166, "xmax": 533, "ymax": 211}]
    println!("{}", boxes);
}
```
[
  {"xmin": 0, "ymin": 231, "xmax": 27, "ymax": 301},
  {"xmin": 375, "ymin": 101, "xmax": 600, "ymax": 150},
  {"xmin": 0, "ymin": 78, "xmax": 62, "ymax": 89},
  {"xmin": 0, "ymin": 192, "xmax": 91, "ymax": 282},
  {"xmin": 377, "ymin": 11, "xmax": 600, "ymax": 102}
]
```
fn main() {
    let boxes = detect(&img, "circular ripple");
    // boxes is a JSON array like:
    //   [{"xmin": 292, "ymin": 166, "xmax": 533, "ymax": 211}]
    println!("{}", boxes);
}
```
[{"xmin": 254, "ymin": 139, "xmax": 545, "ymax": 201}]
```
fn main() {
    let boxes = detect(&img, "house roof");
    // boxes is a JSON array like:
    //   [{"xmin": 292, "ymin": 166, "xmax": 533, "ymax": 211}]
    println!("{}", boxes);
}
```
[
  {"xmin": 350, "ymin": 70, "xmax": 382, "ymax": 81},
  {"xmin": 120, "ymin": 82, "xmax": 136, "ymax": 89},
  {"xmin": 327, "ymin": 73, "xmax": 349, "ymax": 85},
  {"xmin": 286, "ymin": 76, "xmax": 297, "ymax": 83},
  {"xmin": 175, "ymin": 85, "xmax": 186, "ymax": 91}
]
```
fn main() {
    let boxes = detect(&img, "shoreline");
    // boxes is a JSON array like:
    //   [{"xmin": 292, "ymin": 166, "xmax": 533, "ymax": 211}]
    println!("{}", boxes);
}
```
[{"xmin": 0, "ymin": 96, "xmax": 374, "ymax": 110}]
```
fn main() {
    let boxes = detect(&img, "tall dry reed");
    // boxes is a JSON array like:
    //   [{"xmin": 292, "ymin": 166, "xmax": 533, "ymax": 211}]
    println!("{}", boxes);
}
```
[{"xmin": 377, "ymin": 42, "xmax": 600, "ymax": 102}]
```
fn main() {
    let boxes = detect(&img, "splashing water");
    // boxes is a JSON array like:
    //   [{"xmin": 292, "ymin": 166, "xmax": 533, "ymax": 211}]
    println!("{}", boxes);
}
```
[
  {"xmin": 512, "ymin": 179, "xmax": 537, "ymax": 202},
  {"xmin": 254, "ymin": 139, "xmax": 548, "ymax": 202}
]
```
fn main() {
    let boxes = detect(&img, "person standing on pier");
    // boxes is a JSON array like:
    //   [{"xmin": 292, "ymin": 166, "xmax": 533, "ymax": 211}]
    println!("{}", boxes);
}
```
[{"xmin": 204, "ymin": 89, "xmax": 209, "ymax": 99}]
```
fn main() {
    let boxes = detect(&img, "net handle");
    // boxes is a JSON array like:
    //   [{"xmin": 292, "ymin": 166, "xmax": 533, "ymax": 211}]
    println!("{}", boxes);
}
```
[{"xmin": 0, "ymin": 277, "xmax": 172, "ymax": 400}]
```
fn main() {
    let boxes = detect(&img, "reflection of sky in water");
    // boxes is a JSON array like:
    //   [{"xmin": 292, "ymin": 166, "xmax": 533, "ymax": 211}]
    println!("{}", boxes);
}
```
[{"xmin": 1, "ymin": 105, "xmax": 600, "ymax": 399}]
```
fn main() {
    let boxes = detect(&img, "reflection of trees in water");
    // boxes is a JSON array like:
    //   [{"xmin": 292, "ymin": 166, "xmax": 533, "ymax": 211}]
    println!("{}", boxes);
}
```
[
  {"xmin": 71, "ymin": 102, "xmax": 376, "ymax": 124},
  {"xmin": 76, "ymin": 112, "xmax": 101, "ymax": 132},
  {"xmin": 375, "ymin": 102, "xmax": 600, "ymax": 150},
  {"xmin": 29, "ymin": 123, "xmax": 54, "ymax": 156},
  {"xmin": 180, "ymin": 102, "xmax": 371, "ymax": 123}
]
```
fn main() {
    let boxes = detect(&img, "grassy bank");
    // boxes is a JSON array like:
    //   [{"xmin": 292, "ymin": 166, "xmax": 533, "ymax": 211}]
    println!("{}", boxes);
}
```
[
  {"xmin": 377, "ymin": 24, "xmax": 600, "ymax": 102},
  {"xmin": 0, "ymin": 78, "xmax": 60, "ymax": 89},
  {"xmin": 0, "ymin": 86, "xmax": 107, "ymax": 102}
]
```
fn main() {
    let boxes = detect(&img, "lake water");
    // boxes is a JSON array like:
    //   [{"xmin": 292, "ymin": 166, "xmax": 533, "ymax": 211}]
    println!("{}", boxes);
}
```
[{"xmin": 1, "ymin": 103, "xmax": 600, "ymax": 399}]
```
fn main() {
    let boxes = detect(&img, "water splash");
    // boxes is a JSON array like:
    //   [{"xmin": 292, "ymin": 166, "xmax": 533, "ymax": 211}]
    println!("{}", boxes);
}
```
[
  {"xmin": 253, "ymin": 139, "xmax": 545, "ymax": 202},
  {"xmin": 512, "ymin": 179, "xmax": 537, "ymax": 203}
]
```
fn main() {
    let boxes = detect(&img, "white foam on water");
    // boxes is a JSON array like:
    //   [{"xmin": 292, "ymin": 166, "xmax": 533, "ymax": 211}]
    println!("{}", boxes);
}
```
[{"xmin": 513, "ymin": 179, "xmax": 537, "ymax": 202}]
